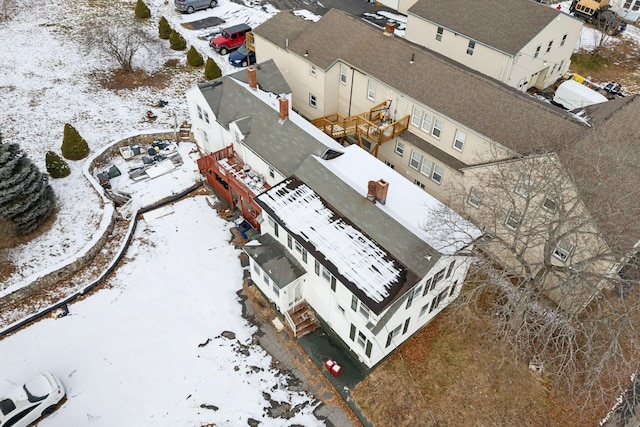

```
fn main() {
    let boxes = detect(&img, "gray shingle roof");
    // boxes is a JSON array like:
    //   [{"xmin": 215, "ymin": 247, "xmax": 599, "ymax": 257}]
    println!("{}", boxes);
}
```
[
  {"xmin": 243, "ymin": 233, "xmax": 306, "ymax": 288},
  {"xmin": 407, "ymin": 0, "xmax": 564, "ymax": 55},
  {"xmin": 254, "ymin": 9, "xmax": 588, "ymax": 156}
]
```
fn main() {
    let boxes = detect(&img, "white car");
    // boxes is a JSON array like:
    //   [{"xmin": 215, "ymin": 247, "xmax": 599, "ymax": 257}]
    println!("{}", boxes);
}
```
[{"xmin": 0, "ymin": 373, "xmax": 65, "ymax": 427}]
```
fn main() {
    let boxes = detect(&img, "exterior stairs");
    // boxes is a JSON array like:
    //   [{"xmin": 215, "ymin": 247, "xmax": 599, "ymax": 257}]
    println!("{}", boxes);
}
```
[{"xmin": 287, "ymin": 301, "xmax": 320, "ymax": 338}]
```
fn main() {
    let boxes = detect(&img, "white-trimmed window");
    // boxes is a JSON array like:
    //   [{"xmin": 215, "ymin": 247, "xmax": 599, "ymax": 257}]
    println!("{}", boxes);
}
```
[
  {"xmin": 542, "ymin": 192, "xmax": 559, "ymax": 212},
  {"xmin": 394, "ymin": 140, "xmax": 404, "ymax": 156},
  {"xmin": 505, "ymin": 209, "xmax": 521, "ymax": 231},
  {"xmin": 421, "ymin": 113, "xmax": 433, "ymax": 134},
  {"xmin": 357, "ymin": 331, "xmax": 367, "ymax": 349},
  {"xmin": 420, "ymin": 158, "xmax": 433, "ymax": 177},
  {"xmin": 414, "ymin": 179, "xmax": 425, "ymax": 189},
  {"xmin": 515, "ymin": 175, "xmax": 533, "ymax": 197},
  {"xmin": 309, "ymin": 65, "xmax": 317, "ymax": 76},
  {"xmin": 321, "ymin": 265, "xmax": 331, "ymax": 282},
  {"xmin": 436, "ymin": 27, "xmax": 443, "ymax": 41},
  {"xmin": 560, "ymin": 34, "xmax": 568, "ymax": 47},
  {"xmin": 384, "ymin": 160, "xmax": 395, "ymax": 169},
  {"xmin": 385, "ymin": 324, "xmax": 402, "ymax": 347},
  {"xmin": 359, "ymin": 303, "xmax": 370, "ymax": 319},
  {"xmin": 294, "ymin": 240, "xmax": 303, "ymax": 254},
  {"xmin": 467, "ymin": 40, "xmax": 475, "ymax": 55},
  {"xmin": 367, "ymin": 80, "xmax": 376, "ymax": 101},
  {"xmin": 432, "ymin": 164, "xmax": 444, "ymax": 184},
  {"xmin": 453, "ymin": 130, "xmax": 466, "ymax": 151},
  {"xmin": 269, "ymin": 166, "xmax": 275, "ymax": 178},
  {"xmin": 546, "ymin": 40, "xmax": 553, "ymax": 54},
  {"xmin": 203, "ymin": 111, "xmax": 210, "ymax": 124},
  {"xmin": 411, "ymin": 106, "xmax": 422, "ymax": 127},
  {"xmin": 553, "ymin": 240, "xmax": 574, "ymax": 262},
  {"xmin": 409, "ymin": 150, "xmax": 422, "ymax": 170},
  {"xmin": 309, "ymin": 93, "xmax": 317, "ymax": 109},
  {"xmin": 197, "ymin": 105, "xmax": 203, "ymax": 120},
  {"xmin": 468, "ymin": 187, "xmax": 483, "ymax": 208},
  {"xmin": 432, "ymin": 119, "xmax": 443, "ymax": 138},
  {"xmin": 534, "ymin": 45, "xmax": 541, "ymax": 58},
  {"xmin": 340, "ymin": 64, "xmax": 347, "ymax": 85}
]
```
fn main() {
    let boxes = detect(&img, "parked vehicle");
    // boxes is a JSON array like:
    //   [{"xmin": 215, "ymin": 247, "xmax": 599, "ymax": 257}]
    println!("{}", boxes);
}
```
[
  {"xmin": 229, "ymin": 42, "xmax": 256, "ymax": 67},
  {"xmin": 174, "ymin": 0, "xmax": 217, "ymax": 14},
  {"xmin": 210, "ymin": 24, "xmax": 252, "ymax": 55},
  {"xmin": 570, "ymin": 0, "xmax": 627, "ymax": 35},
  {"xmin": 0, "ymin": 373, "xmax": 65, "ymax": 427}
]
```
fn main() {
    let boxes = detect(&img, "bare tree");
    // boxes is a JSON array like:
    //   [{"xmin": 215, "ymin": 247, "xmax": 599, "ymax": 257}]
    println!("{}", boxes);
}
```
[
  {"xmin": 0, "ymin": 0, "xmax": 14, "ymax": 22},
  {"xmin": 427, "ymin": 150, "xmax": 640, "ymax": 417},
  {"xmin": 83, "ymin": 14, "xmax": 152, "ymax": 73}
]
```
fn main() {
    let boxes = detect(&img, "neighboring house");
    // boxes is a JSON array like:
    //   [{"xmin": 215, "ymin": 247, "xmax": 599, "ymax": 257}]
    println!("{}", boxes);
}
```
[
  {"xmin": 404, "ymin": 0, "xmax": 583, "ymax": 91},
  {"xmin": 186, "ymin": 63, "xmax": 479, "ymax": 368},
  {"xmin": 251, "ymin": 9, "xmax": 640, "ymax": 312},
  {"xmin": 611, "ymin": 0, "xmax": 640, "ymax": 22}
]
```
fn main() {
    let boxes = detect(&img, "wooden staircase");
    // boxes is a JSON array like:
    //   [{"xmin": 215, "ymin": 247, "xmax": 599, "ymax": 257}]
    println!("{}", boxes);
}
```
[
  {"xmin": 310, "ymin": 101, "xmax": 410, "ymax": 157},
  {"xmin": 287, "ymin": 301, "xmax": 319, "ymax": 338}
]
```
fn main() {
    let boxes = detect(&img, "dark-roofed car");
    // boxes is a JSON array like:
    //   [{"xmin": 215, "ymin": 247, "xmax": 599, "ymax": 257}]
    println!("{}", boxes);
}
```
[
  {"xmin": 0, "ymin": 373, "xmax": 65, "ymax": 427},
  {"xmin": 229, "ymin": 42, "xmax": 256, "ymax": 67},
  {"xmin": 174, "ymin": 0, "xmax": 217, "ymax": 14},
  {"xmin": 210, "ymin": 24, "xmax": 251, "ymax": 55}
]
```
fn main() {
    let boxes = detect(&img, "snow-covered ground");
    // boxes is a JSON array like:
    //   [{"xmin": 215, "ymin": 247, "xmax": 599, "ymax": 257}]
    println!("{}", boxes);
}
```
[{"xmin": 0, "ymin": 196, "xmax": 324, "ymax": 426}]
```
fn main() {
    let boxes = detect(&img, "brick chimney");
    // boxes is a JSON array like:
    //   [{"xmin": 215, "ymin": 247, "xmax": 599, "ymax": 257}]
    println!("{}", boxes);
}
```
[
  {"xmin": 367, "ymin": 180, "xmax": 377, "ymax": 202},
  {"xmin": 278, "ymin": 96, "xmax": 289, "ymax": 122},
  {"xmin": 384, "ymin": 21, "xmax": 396, "ymax": 36},
  {"xmin": 375, "ymin": 179, "xmax": 389, "ymax": 204},
  {"xmin": 248, "ymin": 66, "xmax": 257, "ymax": 90}
]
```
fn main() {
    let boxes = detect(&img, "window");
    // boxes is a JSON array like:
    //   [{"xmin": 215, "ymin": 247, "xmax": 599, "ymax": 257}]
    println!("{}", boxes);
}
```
[
  {"xmin": 302, "ymin": 249, "xmax": 307, "ymax": 263},
  {"xmin": 421, "ymin": 113, "xmax": 433, "ymax": 134},
  {"xmin": 542, "ymin": 192, "xmax": 559, "ymax": 212},
  {"xmin": 449, "ymin": 280, "xmax": 458, "ymax": 297},
  {"xmin": 546, "ymin": 40, "xmax": 553, "ymax": 54},
  {"xmin": 430, "ymin": 288, "xmax": 449, "ymax": 312},
  {"xmin": 287, "ymin": 234, "xmax": 292, "ymax": 249},
  {"xmin": 431, "ymin": 164, "xmax": 444, "ymax": 184},
  {"xmin": 419, "ymin": 304, "xmax": 429, "ymax": 317},
  {"xmin": 384, "ymin": 160, "xmax": 395, "ymax": 169},
  {"xmin": 359, "ymin": 303, "xmax": 370, "ymax": 319},
  {"xmin": 340, "ymin": 64, "xmax": 347, "ymax": 85},
  {"xmin": 453, "ymin": 130, "xmax": 466, "ymax": 151},
  {"xmin": 350, "ymin": 324, "xmax": 356, "ymax": 341},
  {"xmin": 560, "ymin": 34, "xmax": 568, "ymax": 47},
  {"xmin": 505, "ymin": 209, "xmax": 521, "ymax": 231},
  {"xmin": 420, "ymin": 158, "xmax": 433, "ymax": 177},
  {"xmin": 309, "ymin": 65, "xmax": 317, "ymax": 76},
  {"xmin": 253, "ymin": 262, "xmax": 260, "ymax": 275},
  {"xmin": 366, "ymin": 341, "xmax": 372, "ymax": 357},
  {"xmin": 203, "ymin": 111, "xmax": 210, "ymax": 124},
  {"xmin": 321, "ymin": 266, "xmax": 331, "ymax": 282},
  {"xmin": 553, "ymin": 240, "xmax": 574, "ymax": 262},
  {"xmin": 273, "ymin": 222, "xmax": 279, "ymax": 237},
  {"xmin": 367, "ymin": 80, "xmax": 376, "ymax": 101},
  {"xmin": 534, "ymin": 45, "xmax": 541, "ymax": 58},
  {"xmin": 357, "ymin": 331, "xmax": 367, "ymax": 349},
  {"xmin": 272, "ymin": 283, "xmax": 279, "ymax": 296},
  {"xmin": 409, "ymin": 150, "xmax": 422, "ymax": 170},
  {"xmin": 315, "ymin": 259, "xmax": 320, "ymax": 275},
  {"xmin": 422, "ymin": 278, "xmax": 432, "ymax": 296},
  {"xmin": 330, "ymin": 276, "xmax": 336, "ymax": 292},
  {"xmin": 402, "ymin": 318, "xmax": 411, "ymax": 334},
  {"xmin": 436, "ymin": 26, "xmax": 443, "ymax": 41},
  {"xmin": 386, "ymin": 324, "xmax": 401, "ymax": 347},
  {"xmin": 197, "ymin": 105, "xmax": 203, "ymax": 120},
  {"xmin": 267, "ymin": 216, "xmax": 275, "ymax": 230},
  {"xmin": 446, "ymin": 260, "xmax": 456, "ymax": 279},
  {"xmin": 411, "ymin": 106, "xmax": 422, "ymax": 127},
  {"xmin": 294, "ymin": 240, "xmax": 302, "ymax": 254},
  {"xmin": 309, "ymin": 93, "xmax": 317, "ymax": 109},
  {"xmin": 468, "ymin": 187, "xmax": 483, "ymax": 208},
  {"xmin": 406, "ymin": 285, "xmax": 422, "ymax": 309},
  {"xmin": 351, "ymin": 295, "xmax": 358, "ymax": 311},
  {"xmin": 394, "ymin": 140, "xmax": 405, "ymax": 156},
  {"xmin": 432, "ymin": 119, "xmax": 443, "ymax": 138},
  {"xmin": 466, "ymin": 40, "xmax": 475, "ymax": 55},
  {"xmin": 515, "ymin": 175, "xmax": 533, "ymax": 197},
  {"xmin": 338, "ymin": 304, "xmax": 345, "ymax": 314},
  {"xmin": 269, "ymin": 166, "xmax": 275, "ymax": 178},
  {"xmin": 433, "ymin": 268, "xmax": 446, "ymax": 287},
  {"xmin": 414, "ymin": 179, "xmax": 425, "ymax": 189}
]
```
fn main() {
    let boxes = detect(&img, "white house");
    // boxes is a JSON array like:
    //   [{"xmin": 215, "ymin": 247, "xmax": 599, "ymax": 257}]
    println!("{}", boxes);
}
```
[{"xmin": 186, "ymin": 63, "xmax": 479, "ymax": 368}]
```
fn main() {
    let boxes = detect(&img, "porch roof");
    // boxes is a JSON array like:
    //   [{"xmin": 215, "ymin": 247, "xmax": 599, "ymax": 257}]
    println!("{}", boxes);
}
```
[{"xmin": 243, "ymin": 233, "xmax": 306, "ymax": 288}]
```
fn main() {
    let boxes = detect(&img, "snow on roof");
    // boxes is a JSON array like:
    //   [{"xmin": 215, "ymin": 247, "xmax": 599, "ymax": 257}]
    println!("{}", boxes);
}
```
[
  {"xmin": 319, "ymin": 145, "xmax": 481, "ymax": 254},
  {"xmin": 258, "ymin": 179, "xmax": 401, "ymax": 303}
]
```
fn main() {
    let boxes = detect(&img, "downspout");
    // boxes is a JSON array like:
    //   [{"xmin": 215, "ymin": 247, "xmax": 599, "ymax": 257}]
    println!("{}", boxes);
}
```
[{"xmin": 348, "ymin": 68, "xmax": 355, "ymax": 117}]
